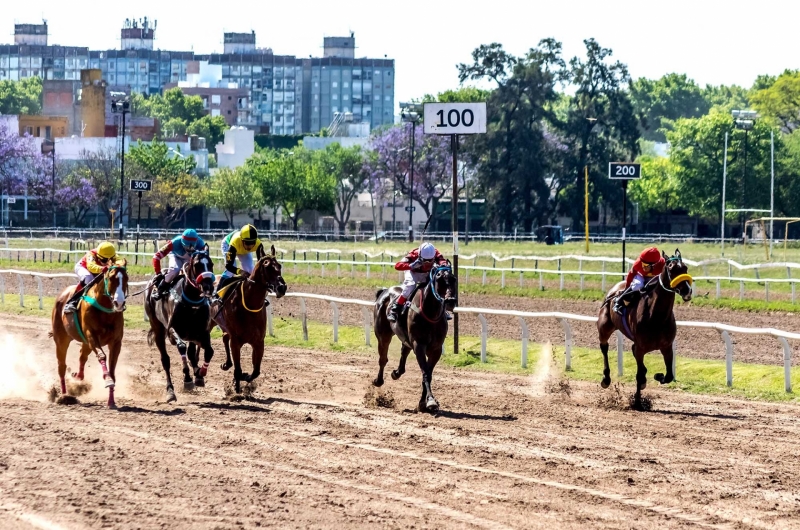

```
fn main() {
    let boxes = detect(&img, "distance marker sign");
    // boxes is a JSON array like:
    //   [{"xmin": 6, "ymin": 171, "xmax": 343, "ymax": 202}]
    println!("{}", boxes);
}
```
[
  {"xmin": 608, "ymin": 162, "xmax": 641, "ymax": 180},
  {"xmin": 129, "ymin": 179, "xmax": 152, "ymax": 191},
  {"xmin": 423, "ymin": 103, "xmax": 487, "ymax": 135}
]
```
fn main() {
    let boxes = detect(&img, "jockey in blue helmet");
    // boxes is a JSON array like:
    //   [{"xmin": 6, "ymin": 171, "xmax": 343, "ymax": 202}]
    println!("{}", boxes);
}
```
[{"xmin": 151, "ymin": 228, "xmax": 206, "ymax": 301}]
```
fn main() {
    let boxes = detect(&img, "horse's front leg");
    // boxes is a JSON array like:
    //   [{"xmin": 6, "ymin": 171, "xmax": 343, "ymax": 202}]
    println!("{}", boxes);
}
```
[
  {"xmin": 229, "ymin": 337, "xmax": 244, "ymax": 394},
  {"xmin": 106, "ymin": 340, "xmax": 122, "ymax": 409},
  {"xmin": 73, "ymin": 345, "xmax": 90, "ymax": 381},
  {"xmin": 632, "ymin": 344, "xmax": 647, "ymax": 408},
  {"xmin": 245, "ymin": 341, "xmax": 264, "ymax": 384},
  {"xmin": 220, "ymin": 333, "xmax": 233, "ymax": 371},
  {"xmin": 196, "ymin": 335, "xmax": 214, "ymax": 382},
  {"xmin": 413, "ymin": 344, "xmax": 435, "ymax": 412},
  {"xmin": 391, "ymin": 345, "xmax": 411, "ymax": 381},
  {"xmin": 186, "ymin": 343, "xmax": 205, "ymax": 387},
  {"xmin": 423, "ymin": 346, "xmax": 442, "ymax": 412},
  {"xmin": 655, "ymin": 344, "xmax": 675, "ymax": 385},
  {"xmin": 170, "ymin": 329, "xmax": 193, "ymax": 390},
  {"xmin": 599, "ymin": 343, "xmax": 611, "ymax": 388}
]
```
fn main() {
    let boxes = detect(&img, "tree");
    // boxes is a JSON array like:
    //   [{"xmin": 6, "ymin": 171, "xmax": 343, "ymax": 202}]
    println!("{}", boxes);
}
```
[
  {"xmin": 127, "ymin": 139, "xmax": 201, "ymax": 227},
  {"xmin": 133, "ymin": 88, "xmax": 205, "ymax": 138},
  {"xmin": 750, "ymin": 71, "xmax": 800, "ymax": 132},
  {"xmin": 631, "ymin": 74, "xmax": 710, "ymax": 142},
  {"xmin": 702, "ymin": 84, "xmax": 749, "ymax": 111},
  {"xmin": 314, "ymin": 143, "xmax": 369, "ymax": 235},
  {"xmin": 205, "ymin": 167, "xmax": 261, "ymax": 228},
  {"xmin": 0, "ymin": 78, "xmax": 42, "ymax": 115},
  {"xmin": 0, "ymin": 119, "xmax": 47, "ymax": 221},
  {"xmin": 57, "ymin": 167, "xmax": 97, "ymax": 226},
  {"xmin": 77, "ymin": 148, "xmax": 120, "ymax": 225},
  {"xmin": 186, "ymin": 115, "xmax": 229, "ymax": 153},
  {"xmin": 628, "ymin": 156, "xmax": 680, "ymax": 218}
]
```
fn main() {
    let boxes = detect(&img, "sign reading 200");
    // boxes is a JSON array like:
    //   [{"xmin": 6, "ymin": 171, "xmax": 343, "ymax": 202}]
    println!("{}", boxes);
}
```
[{"xmin": 608, "ymin": 162, "xmax": 641, "ymax": 180}]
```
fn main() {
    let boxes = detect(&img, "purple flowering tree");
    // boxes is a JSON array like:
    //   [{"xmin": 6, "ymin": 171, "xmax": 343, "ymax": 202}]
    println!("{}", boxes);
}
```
[
  {"xmin": 0, "ymin": 119, "xmax": 45, "ymax": 196},
  {"xmin": 367, "ymin": 123, "xmax": 465, "ymax": 225}
]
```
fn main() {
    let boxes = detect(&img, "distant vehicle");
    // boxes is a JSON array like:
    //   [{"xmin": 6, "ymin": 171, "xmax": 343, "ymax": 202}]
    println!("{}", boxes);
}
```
[{"xmin": 537, "ymin": 225, "xmax": 563, "ymax": 245}]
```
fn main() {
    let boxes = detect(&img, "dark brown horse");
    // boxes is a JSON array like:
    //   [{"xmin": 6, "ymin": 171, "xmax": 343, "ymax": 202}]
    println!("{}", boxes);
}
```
[
  {"xmin": 209, "ymin": 247, "xmax": 286, "ymax": 393},
  {"xmin": 145, "ymin": 249, "xmax": 216, "ymax": 403},
  {"xmin": 372, "ymin": 262, "xmax": 457, "ymax": 412},
  {"xmin": 597, "ymin": 249, "xmax": 692, "ymax": 406},
  {"xmin": 50, "ymin": 261, "xmax": 129, "ymax": 408}
]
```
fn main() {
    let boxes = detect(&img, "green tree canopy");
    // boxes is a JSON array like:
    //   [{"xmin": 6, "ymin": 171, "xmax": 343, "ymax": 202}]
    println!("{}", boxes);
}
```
[
  {"xmin": 750, "ymin": 70, "xmax": 800, "ymax": 132},
  {"xmin": 205, "ymin": 167, "xmax": 262, "ymax": 228},
  {"xmin": 631, "ymin": 74, "xmax": 710, "ymax": 142},
  {"xmin": 186, "ymin": 115, "xmax": 229, "ymax": 154},
  {"xmin": 313, "ymin": 143, "xmax": 368, "ymax": 233},
  {"xmin": 0, "ymin": 78, "xmax": 42, "ymax": 115},
  {"xmin": 132, "ymin": 88, "xmax": 206, "ymax": 138}
]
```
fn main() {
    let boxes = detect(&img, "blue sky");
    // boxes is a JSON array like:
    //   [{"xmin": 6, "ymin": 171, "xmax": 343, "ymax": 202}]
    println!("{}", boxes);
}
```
[{"xmin": 3, "ymin": 0, "xmax": 798, "ymax": 112}]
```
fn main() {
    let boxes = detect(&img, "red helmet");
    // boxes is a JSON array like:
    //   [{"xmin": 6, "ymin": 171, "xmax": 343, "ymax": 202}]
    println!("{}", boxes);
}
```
[{"xmin": 640, "ymin": 247, "xmax": 662, "ymax": 264}]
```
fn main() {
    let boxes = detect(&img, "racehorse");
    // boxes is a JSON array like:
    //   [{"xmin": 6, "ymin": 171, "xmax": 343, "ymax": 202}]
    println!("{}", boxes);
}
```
[
  {"xmin": 597, "ymin": 249, "xmax": 693, "ymax": 406},
  {"xmin": 145, "ymin": 248, "xmax": 216, "ymax": 403},
  {"xmin": 209, "ymin": 247, "xmax": 287, "ymax": 394},
  {"xmin": 50, "ymin": 261, "xmax": 129, "ymax": 408},
  {"xmin": 372, "ymin": 262, "xmax": 457, "ymax": 412}
]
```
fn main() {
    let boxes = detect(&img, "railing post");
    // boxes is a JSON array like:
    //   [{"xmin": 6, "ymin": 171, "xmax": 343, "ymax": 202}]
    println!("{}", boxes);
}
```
[
  {"xmin": 518, "ymin": 317, "xmax": 529, "ymax": 368},
  {"xmin": 539, "ymin": 271, "xmax": 543, "ymax": 291},
  {"xmin": 765, "ymin": 282, "xmax": 770, "ymax": 303},
  {"xmin": 0, "ymin": 274, "xmax": 4, "ymax": 304},
  {"xmin": 716, "ymin": 279, "xmax": 720, "ymax": 300},
  {"xmin": 601, "ymin": 261, "xmax": 607, "ymax": 292},
  {"xmin": 337, "ymin": 263, "xmax": 341, "ymax": 278},
  {"xmin": 519, "ymin": 271, "xmax": 523, "ymax": 288},
  {"xmin": 18, "ymin": 274, "xmax": 24, "ymax": 307},
  {"xmin": 266, "ymin": 304, "xmax": 274, "ymax": 337},
  {"xmin": 560, "ymin": 318, "xmax": 572, "ymax": 370},
  {"xmin": 579, "ymin": 260, "xmax": 584, "ymax": 291},
  {"xmin": 672, "ymin": 339, "xmax": 677, "ymax": 378},
  {"xmin": 366, "ymin": 263, "xmax": 370, "ymax": 279},
  {"xmin": 482, "ymin": 270, "xmax": 487, "ymax": 286},
  {"xmin": 331, "ymin": 301, "xmax": 339, "ymax": 343},
  {"xmin": 360, "ymin": 307, "xmax": 371, "ymax": 346},
  {"xmin": 321, "ymin": 263, "xmax": 325, "ymax": 278},
  {"xmin": 616, "ymin": 330, "xmax": 624, "ymax": 377},
  {"xmin": 300, "ymin": 297, "xmax": 308, "ymax": 341},
  {"xmin": 477, "ymin": 313, "xmax": 488, "ymax": 363},
  {"xmin": 501, "ymin": 270, "xmax": 505, "ymax": 289},
  {"xmin": 779, "ymin": 337, "xmax": 792, "ymax": 393},
  {"xmin": 720, "ymin": 330, "xmax": 733, "ymax": 387},
  {"xmin": 36, "ymin": 276, "xmax": 43, "ymax": 310},
  {"xmin": 793, "ymin": 282, "xmax": 796, "ymax": 304},
  {"xmin": 740, "ymin": 281, "xmax": 744, "ymax": 301}
]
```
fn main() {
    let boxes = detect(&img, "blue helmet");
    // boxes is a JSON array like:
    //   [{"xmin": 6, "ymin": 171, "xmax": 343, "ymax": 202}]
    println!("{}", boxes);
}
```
[{"xmin": 181, "ymin": 229, "xmax": 199, "ymax": 251}]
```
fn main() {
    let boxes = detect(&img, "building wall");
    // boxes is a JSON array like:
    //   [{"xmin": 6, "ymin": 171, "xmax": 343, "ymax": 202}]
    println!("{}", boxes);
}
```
[
  {"xmin": 216, "ymin": 127, "xmax": 254, "ymax": 169},
  {"xmin": 18, "ymin": 115, "xmax": 68, "ymax": 138},
  {"xmin": 165, "ymin": 84, "xmax": 248, "ymax": 125},
  {"xmin": 80, "ymin": 70, "xmax": 106, "ymax": 137}
]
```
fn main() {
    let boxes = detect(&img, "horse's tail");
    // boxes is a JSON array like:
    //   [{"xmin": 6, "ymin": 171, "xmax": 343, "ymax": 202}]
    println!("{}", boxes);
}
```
[{"xmin": 147, "ymin": 329, "xmax": 155, "ymax": 347}]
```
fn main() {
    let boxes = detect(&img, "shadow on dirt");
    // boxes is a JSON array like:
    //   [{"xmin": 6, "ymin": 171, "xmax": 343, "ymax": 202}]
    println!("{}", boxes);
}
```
[
  {"xmin": 116, "ymin": 405, "xmax": 186, "ymax": 416},
  {"xmin": 649, "ymin": 409, "xmax": 744, "ymax": 421},
  {"xmin": 410, "ymin": 409, "xmax": 518, "ymax": 422}
]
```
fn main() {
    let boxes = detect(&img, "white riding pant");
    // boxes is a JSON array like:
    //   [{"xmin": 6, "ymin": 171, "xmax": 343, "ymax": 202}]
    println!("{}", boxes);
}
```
[
  {"xmin": 400, "ymin": 270, "xmax": 428, "ymax": 299},
  {"xmin": 629, "ymin": 273, "xmax": 645, "ymax": 291},
  {"xmin": 220, "ymin": 240, "xmax": 254, "ymax": 279},
  {"xmin": 74, "ymin": 263, "xmax": 95, "ymax": 285},
  {"xmin": 164, "ymin": 253, "xmax": 190, "ymax": 283}
]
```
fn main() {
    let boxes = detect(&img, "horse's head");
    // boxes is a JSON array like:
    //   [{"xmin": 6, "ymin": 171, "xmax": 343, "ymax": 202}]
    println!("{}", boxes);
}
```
[
  {"xmin": 662, "ymin": 249, "xmax": 692, "ymax": 303},
  {"xmin": 430, "ymin": 260, "xmax": 457, "ymax": 312},
  {"xmin": 188, "ymin": 248, "xmax": 215, "ymax": 298},
  {"xmin": 252, "ymin": 245, "xmax": 287, "ymax": 298},
  {"xmin": 104, "ymin": 260, "xmax": 128, "ymax": 312}
]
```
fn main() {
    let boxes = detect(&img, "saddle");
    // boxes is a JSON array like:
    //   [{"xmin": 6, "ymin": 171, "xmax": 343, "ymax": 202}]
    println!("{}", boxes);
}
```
[{"xmin": 390, "ymin": 282, "xmax": 425, "ymax": 349}]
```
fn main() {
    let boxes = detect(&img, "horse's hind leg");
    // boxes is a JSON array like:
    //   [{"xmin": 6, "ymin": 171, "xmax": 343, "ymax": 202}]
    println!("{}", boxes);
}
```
[
  {"xmin": 246, "ymin": 341, "xmax": 264, "ymax": 384},
  {"xmin": 229, "ymin": 337, "xmax": 244, "ymax": 394},
  {"xmin": 391, "ymin": 345, "xmax": 411, "ymax": 381},
  {"xmin": 106, "ymin": 340, "xmax": 121, "ymax": 409},
  {"xmin": 600, "ymin": 344, "xmax": 611, "ymax": 388},
  {"xmin": 170, "ymin": 330, "xmax": 193, "ymax": 390},
  {"xmin": 633, "ymin": 344, "xmax": 647, "ymax": 408},
  {"xmin": 372, "ymin": 334, "xmax": 391, "ymax": 387},
  {"xmin": 154, "ymin": 329, "xmax": 176, "ymax": 403},
  {"xmin": 220, "ymin": 333, "xmax": 233, "ymax": 371},
  {"xmin": 597, "ymin": 305, "xmax": 615, "ymax": 389},
  {"xmin": 422, "ymin": 347, "xmax": 442, "ymax": 412},
  {"xmin": 73, "ymin": 345, "xmax": 90, "ymax": 381},
  {"xmin": 655, "ymin": 345, "xmax": 675, "ymax": 385}
]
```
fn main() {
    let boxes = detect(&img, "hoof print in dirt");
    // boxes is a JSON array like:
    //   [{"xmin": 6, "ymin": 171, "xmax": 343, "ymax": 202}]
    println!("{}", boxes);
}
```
[
  {"xmin": 55, "ymin": 395, "xmax": 80, "ymax": 406},
  {"xmin": 629, "ymin": 394, "xmax": 653, "ymax": 412},
  {"xmin": 363, "ymin": 386, "xmax": 395, "ymax": 409}
]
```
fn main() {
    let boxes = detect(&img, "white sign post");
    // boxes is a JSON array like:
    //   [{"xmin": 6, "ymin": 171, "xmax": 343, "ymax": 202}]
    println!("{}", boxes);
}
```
[{"xmin": 424, "ymin": 102, "xmax": 487, "ymax": 356}]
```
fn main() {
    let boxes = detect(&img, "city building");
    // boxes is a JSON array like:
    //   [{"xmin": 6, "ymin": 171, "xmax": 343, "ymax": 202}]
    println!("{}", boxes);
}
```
[
  {"xmin": 18, "ymin": 115, "xmax": 68, "ymax": 138},
  {"xmin": 165, "ymin": 61, "xmax": 251, "ymax": 126},
  {"xmin": 0, "ymin": 21, "xmax": 395, "ymax": 135}
]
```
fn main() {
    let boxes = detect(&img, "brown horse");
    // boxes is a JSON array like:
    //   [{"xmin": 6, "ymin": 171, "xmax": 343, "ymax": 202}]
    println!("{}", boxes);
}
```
[
  {"xmin": 597, "ymin": 249, "xmax": 692, "ymax": 406},
  {"xmin": 372, "ymin": 262, "xmax": 457, "ymax": 412},
  {"xmin": 209, "ymin": 247, "xmax": 286, "ymax": 394},
  {"xmin": 51, "ymin": 261, "xmax": 129, "ymax": 408}
]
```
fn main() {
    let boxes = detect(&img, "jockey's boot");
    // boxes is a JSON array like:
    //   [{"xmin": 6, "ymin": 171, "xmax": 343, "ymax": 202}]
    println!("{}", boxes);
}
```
[
  {"xmin": 387, "ymin": 302, "xmax": 401, "ymax": 322},
  {"xmin": 445, "ymin": 312, "xmax": 453, "ymax": 321},
  {"xmin": 151, "ymin": 278, "xmax": 172, "ymax": 301},
  {"xmin": 613, "ymin": 288, "xmax": 632, "ymax": 315},
  {"xmin": 63, "ymin": 283, "xmax": 86, "ymax": 314}
]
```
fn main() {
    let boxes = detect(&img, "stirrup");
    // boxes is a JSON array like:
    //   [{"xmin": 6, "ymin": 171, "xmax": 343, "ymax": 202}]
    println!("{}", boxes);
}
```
[
  {"xmin": 387, "ymin": 304, "xmax": 400, "ymax": 322},
  {"xmin": 445, "ymin": 312, "xmax": 453, "ymax": 321},
  {"xmin": 63, "ymin": 301, "xmax": 78, "ymax": 314}
]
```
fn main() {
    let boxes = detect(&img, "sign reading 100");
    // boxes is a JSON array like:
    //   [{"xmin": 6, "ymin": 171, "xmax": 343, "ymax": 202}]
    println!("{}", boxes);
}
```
[{"xmin": 423, "ymin": 103, "xmax": 487, "ymax": 135}]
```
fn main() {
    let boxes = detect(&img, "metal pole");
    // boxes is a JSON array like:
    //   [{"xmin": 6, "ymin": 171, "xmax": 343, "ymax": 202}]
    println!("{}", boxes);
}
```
[
  {"xmin": 464, "ymin": 178, "xmax": 470, "ymax": 246},
  {"xmin": 392, "ymin": 176, "xmax": 396, "ymax": 239},
  {"xmin": 51, "ymin": 150, "xmax": 56, "ymax": 227},
  {"xmin": 584, "ymin": 165, "xmax": 589, "ymax": 253},
  {"xmin": 621, "ymin": 180, "xmax": 628, "ymax": 274},
  {"xmin": 451, "ymin": 134, "xmax": 459, "ymax": 356},
  {"xmin": 770, "ymin": 129, "xmax": 775, "ymax": 258},
  {"xmin": 119, "ymin": 109, "xmax": 126, "ymax": 241},
  {"xmin": 137, "ymin": 191, "xmax": 143, "ymax": 231},
  {"xmin": 741, "ymin": 128, "xmax": 748, "ymax": 237},
  {"xmin": 721, "ymin": 132, "xmax": 728, "ymax": 256},
  {"xmin": 408, "ymin": 121, "xmax": 416, "ymax": 242}
]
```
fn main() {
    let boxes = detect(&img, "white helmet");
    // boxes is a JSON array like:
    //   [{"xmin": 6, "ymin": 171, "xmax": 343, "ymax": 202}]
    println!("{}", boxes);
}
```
[{"xmin": 420, "ymin": 242, "xmax": 436, "ymax": 260}]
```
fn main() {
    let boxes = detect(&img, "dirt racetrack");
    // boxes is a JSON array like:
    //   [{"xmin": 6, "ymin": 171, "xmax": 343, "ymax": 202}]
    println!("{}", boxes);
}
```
[{"xmin": 0, "ymin": 314, "xmax": 799, "ymax": 529}]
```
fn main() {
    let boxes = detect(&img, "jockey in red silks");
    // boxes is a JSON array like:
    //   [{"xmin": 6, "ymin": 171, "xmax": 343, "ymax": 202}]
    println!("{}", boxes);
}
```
[
  {"xmin": 388, "ymin": 242, "xmax": 449, "ymax": 322},
  {"xmin": 613, "ymin": 246, "xmax": 665, "ymax": 314}
]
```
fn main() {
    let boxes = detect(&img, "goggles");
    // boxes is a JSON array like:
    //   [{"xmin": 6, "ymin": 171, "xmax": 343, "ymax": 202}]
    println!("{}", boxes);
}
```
[{"xmin": 641, "ymin": 261, "xmax": 655, "ymax": 271}]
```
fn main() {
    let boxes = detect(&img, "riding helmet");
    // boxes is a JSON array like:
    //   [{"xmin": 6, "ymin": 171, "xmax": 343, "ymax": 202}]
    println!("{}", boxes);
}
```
[
  {"xmin": 420, "ymin": 242, "xmax": 436, "ymax": 260},
  {"xmin": 241, "ymin": 224, "xmax": 258, "ymax": 249},
  {"xmin": 97, "ymin": 242, "xmax": 116, "ymax": 260},
  {"xmin": 181, "ymin": 228, "xmax": 199, "ymax": 250},
  {"xmin": 640, "ymin": 247, "xmax": 661, "ymax": 264}
]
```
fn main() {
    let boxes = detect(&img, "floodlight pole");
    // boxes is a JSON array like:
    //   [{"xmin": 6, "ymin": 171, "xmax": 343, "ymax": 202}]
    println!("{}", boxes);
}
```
[
  {"xmin": 770, "ymin": 129, "xmax": 775, "ymax": 258},
  {"xmin": 721, "ymin": 132, "xmax": 728, "ymax": 256}
]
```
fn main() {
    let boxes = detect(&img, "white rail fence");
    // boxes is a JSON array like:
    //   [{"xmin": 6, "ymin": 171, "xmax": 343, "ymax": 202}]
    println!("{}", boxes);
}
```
[{"xmin": 6, "ymin": 268, "xmax": 798, "ymax": 394}]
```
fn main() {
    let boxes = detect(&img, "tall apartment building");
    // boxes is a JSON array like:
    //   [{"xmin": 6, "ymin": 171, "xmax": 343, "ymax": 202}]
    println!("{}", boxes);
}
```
[{"xmin": 0, "ymin": 21, "xmax": 395, "ymax": 135}]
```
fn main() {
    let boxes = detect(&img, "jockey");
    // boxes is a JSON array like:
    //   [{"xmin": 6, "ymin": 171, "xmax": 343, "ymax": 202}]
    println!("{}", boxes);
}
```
[
  {"xmin": 388, "ymin": 241, "xmax": 449, "ymax": 323},
  {"xmin": 63, "ymin": 241, "xmax": 120, "ymax": 314},
  {"xmin": 613, "ymin": 246, "xmax": 666, "ymax": 314},
  {"xmin": 151, "ymin": 228, "xmax": 206, "ymax": 301},
  {"xmin": 214, "ymin": 223, "xmax": 266, "ymax": 298}
]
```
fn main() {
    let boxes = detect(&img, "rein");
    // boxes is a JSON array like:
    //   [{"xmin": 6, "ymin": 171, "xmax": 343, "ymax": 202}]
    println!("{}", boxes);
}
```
[
  {"xmin": 83, "ymin": 265, "xmax": 127, "ymax": 313},
  {"xmin": 657, "ymin": 257, "xmax": 693, "ymax": 293},
  {"xmin": 410, "ymin": 265, "xmax": 452, "ymax": 323},
  {"xmin": 239, "ymin": 280, "xmax": 263, "ymax": 313}
]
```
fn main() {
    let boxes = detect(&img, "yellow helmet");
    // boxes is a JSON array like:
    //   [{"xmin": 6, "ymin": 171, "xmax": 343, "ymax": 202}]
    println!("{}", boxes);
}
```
[
  {"xmin": 240, "ymin": 224, "xmax": 257, "ymax": 249},
  {"xmin": 97, "ymin": 242, "xmax": 116, "ymax": 260}
]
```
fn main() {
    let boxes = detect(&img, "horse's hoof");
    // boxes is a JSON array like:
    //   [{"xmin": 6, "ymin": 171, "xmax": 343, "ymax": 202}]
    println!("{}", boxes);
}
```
[
  {"xmin": 601, "ymin": 378, "xmax": 611, "ymax": 389},
  {"xmin": 221, "ymin": 361, "xmax": 232, "ymax": 371},
  {"xmin": 183, "ymin": 380, "xmax": 194, "ymax": 390},
  {"xmin": 372, "ymin": 378, "xmax": 384, "ymax": 387},
  {"xmin": 199, "ymin": 365, "xmax": 208, "ymax": 378},
  {"xmin": 390, "ymin": 370, "xmax": 402, "ymax": 381},
  {"xmin": 654, "ymin": 373, "xmax": 664, "ymax": 383},
  {"xmin": 166, "ymin": 390, "xmax": 177, "ymax": 403},
  {"xmin": 418, "ymin": 400, "xmax": 427, "ymax": 413},
  {"xmin": 194, "ymin": 377, "xmax": 205, "ymax": 388},
  {"xmin": 426, "ymin": 398, "xmax": 439, "ymax": 413},
  {"xmin": 104, "ymin": 379, "xmax": 115, "ymax": 389},
  {"xmin": 108, "ymin": 401, "xmax": 118, "ymax": 410},
  {"xmin": 71, "ymin": 372, "xmax": 84, "ymax": 381}
]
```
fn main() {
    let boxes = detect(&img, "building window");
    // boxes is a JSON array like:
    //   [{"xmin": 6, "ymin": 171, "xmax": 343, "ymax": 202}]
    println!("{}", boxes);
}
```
[
  {"xmin": 374, "ymin": 95, "xmax": 380, "ymax": 101},
  {"xmin": 385, "ymin": 96, "xmax": 390, "ymax": 101},
  {"xmin": 212, "ymin": 95, "xmax": 221, "ymax": 105},
  {"xmin": 332, "ymin": 94, "xmax": 338, "ymax": 100},
  {"xmin": 228, "ymin": 110, "xmax": 231, "ymax": 115},
  {"xmin": 343, "ymin": 94, "xmax": 349, "ymax": 101},
  {"xmin": 332, "ymin": 81, "xmax": 338, "ymax": 88},
  {"xmin": 343, "ymin": 82, "xmax": 349, "ymax": 88}
]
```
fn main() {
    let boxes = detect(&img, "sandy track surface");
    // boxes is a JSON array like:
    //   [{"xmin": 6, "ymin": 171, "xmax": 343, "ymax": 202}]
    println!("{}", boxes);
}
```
[{"xmin": 0, "ymin": 314, "xmax": 798, "ymax": 529}]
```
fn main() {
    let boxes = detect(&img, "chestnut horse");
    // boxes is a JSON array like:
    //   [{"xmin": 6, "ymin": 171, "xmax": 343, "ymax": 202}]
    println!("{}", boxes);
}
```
[
  {"xmin": 597, "ymin": 249, "xmax": 692, "ymax": 406},
  {"xmin": 372, "ymin": 263, "xmax": 457, "ymax": 412},
  {"xmin": 145, "ymin": 249, "xmax": 216, "ymax": 403},
  {"xmin": 51, "ymin": 261, "xmax": 129, "ymax": 408},
  {"xmin": 209, "ymin": 247, "xmax": 287, "ymax": 393}
]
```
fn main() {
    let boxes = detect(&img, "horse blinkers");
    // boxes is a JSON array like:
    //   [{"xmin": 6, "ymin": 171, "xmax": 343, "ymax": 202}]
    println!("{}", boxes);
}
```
[
  {"xmin": 191, "ymin": 251, "xmax": 216, "ymax": 298},
  {"xmin": 435, "ymin": 266, "xmax": 457, "ymax": 312}
]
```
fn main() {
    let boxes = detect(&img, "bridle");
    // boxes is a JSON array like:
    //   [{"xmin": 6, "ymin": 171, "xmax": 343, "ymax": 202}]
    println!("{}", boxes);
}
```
[
  {"xmin": 180, "ymin": 251, "xmax": 215, "ymax": 305},
  {"xmin": 658, "ymin": 257, "xmax": 693, "ymax": 294},
  {"xmin": 411, "ymin": 265, "xmax": 454, "ymax": 323},
  {"xmin": 428, "ymin": 265, "xmax": 453, "ymax": 304},
  {"xmin": 83, "ymin": 265, "xmax": 127, "ymax": 314}
]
